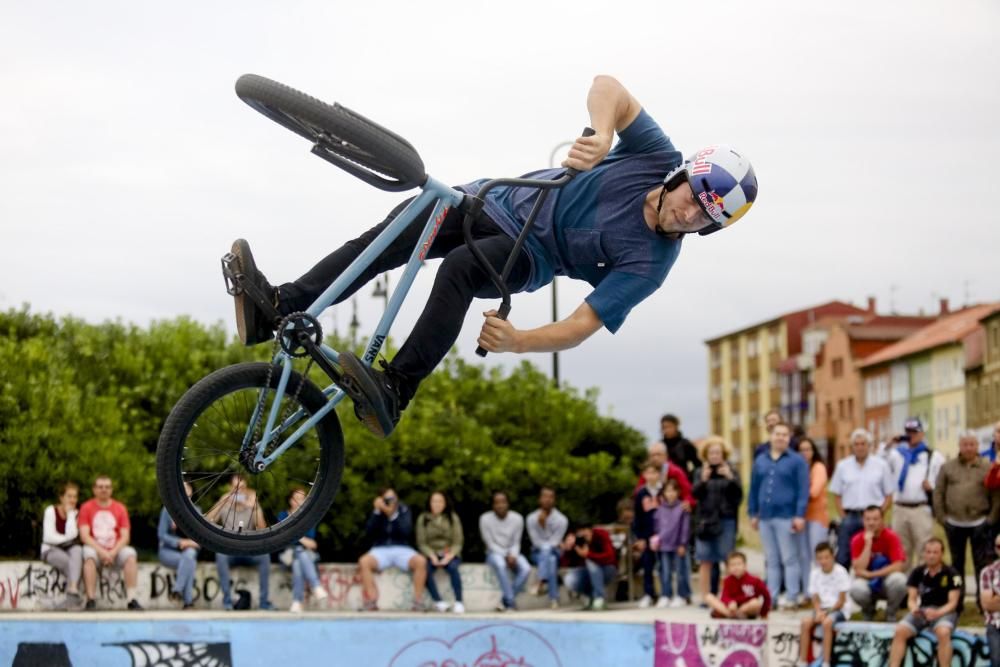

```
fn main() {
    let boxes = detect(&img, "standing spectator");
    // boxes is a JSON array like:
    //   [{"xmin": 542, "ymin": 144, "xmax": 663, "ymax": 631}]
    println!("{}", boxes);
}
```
[
  {"xmin": 979, "ymin": 532, "xmax": 1000, "ymax": 662},
  {"xmin": 157, "ymin": 482, "xmax": 200, "ymax": 609},
  {"xmin": 692, "ymin": 436, "xmax": 742, "ymax": 603},
  {"xmin": 207, "ymin": 475, "xmax": 273, "ymax": 610},
  {"xmin": 752, "ymin": 409, "xmax": 782, "ymax": 460},
  {"xmin": 78, "ymin": 475, "xmax": 142, "ymax": 611},
  {"xmin": 633, "ymin": 460, "xmax": 662, "ymax": 608},
  {"xmin": 40, "ymin": 482, "xmax": 83, "ymax": 610},
  {"xmin": 277, "ymin": 487, "xmax": 328, "ymax": 613},
  {"xmin": 651, "ymin": 478, "xmax": 691, "ymax": 608},
  {"xmin": 748, "ymin": 421, "xmax": 808, "ymax": 608},
  {"xmin": 849, "ymin": 505, "xmax": 908, "ymax": 621},
  {"xmin": 525, "ymin": 486, "xmax": 568, "ymax": 610},
  {"xmin": 888, "ymin": 538, "xmax": 963, "ymax": 667},
  {"xmin": 933, "ymin": 430, "xmax": 997, "ymax": 608},
  {"xmin": 416, "ymin": 490, "xmax": 465, "ymax": 614},
  {"xmin": 659, "ymin": 414, "xmax": 700, "ymax": 481},
  {"xmin": 981, "ymin": 420, "xmax": 1000, "ymax": 462},
  {"xmin": 561, "ymin": 517, "xmax": 617, "ymax": 611},
  {"xmin": 829, "ymin": 428, "xmax": 895, "ymax": 569},
  {"xmin": 797, "ymin": 437, "xmax": 829, "ymax": 598},
  {"xmin": 704, "ymin": 551, "xmax": 770, "ymax": 619},
  {"xmin": 357, "ymin": 487, "xmax": 427, "ymax": 611},
  {"xmin": 797, "ymin": 542, "xmax": 850, "ymax": 667},
  {"xmin": 480, "ymin": 491, "xmax": 530, "ymax": 611},
  {"xmin": 887, "ymin": 417, "xmax": 945, "ymax": 570}
]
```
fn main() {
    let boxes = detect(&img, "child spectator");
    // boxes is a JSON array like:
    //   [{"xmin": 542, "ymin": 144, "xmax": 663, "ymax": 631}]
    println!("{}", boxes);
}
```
[
  {"xmin": 416, "ymin": 490, "xmax": 465, "ymax": 614},
  {"xmin": 40, "ymin": 482, "xmax": 83, "ymax": 610},
  {"xmin": 277, "ymin": 488, "xmax": 328, "ymax": 613},
  {"xmin": 157, "ymin": 482, "xmax": 200, "ymax": 609},
  {"xmin": 797, "ymin": 542, "xmax": 850, "ymax": 667},
  {"xmin": 632, "ymin": 460, "xmax": 662, "ymax": 608},
  {"xmin": 704, "ymin": 551, "xmax": 770, "ymax": 619},
  {"xmin": 651, "ymin": 478, "xmax": 691, "ymax": 608}
]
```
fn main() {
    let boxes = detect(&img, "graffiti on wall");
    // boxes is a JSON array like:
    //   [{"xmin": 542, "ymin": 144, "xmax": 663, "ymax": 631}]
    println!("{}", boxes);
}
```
[
  {"xmin": 11, "ymin": 642, "xmax": 232, "ymax": 667},
  {"xmin": 388, "ymin": 624, "xmax": 562, "ymax": 667},
  {"xmin": 830, "ymin": 625, "xmax": 989, "ymax": 667},
  {"xmin": 654, "ymin": 620, "xmax": 767, "ymax": 667}
]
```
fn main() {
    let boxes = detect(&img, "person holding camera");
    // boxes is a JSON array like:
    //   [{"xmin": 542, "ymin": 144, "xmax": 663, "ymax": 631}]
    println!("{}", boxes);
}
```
[
  {"xmin": 691, "ymin": 436, "xmax": 742, "ymax": 603},
  {"xmin": 480, "ymin": 491, "xmax": 531, "ymax": 611},
  {"xmin": 208, "ymin": 474, "xmax": 273, "ymax": 610},
  {"xmin": 886, "ymin": 418, "xmax": 944, "ymax": 570},
  {"xmin": 561, "ymin": 517, "xmax": 617, "ymax": 610},
  {"xmin": 40, "ymin": 482, "xmax": 83, "ymax": 610},
  {"xmin": 358, "ymin": 487, "xmax": 428, "ymax": 611},
  {"xmin": 416, "ymin": 490, "xmax": 465, "ymax": 613}
]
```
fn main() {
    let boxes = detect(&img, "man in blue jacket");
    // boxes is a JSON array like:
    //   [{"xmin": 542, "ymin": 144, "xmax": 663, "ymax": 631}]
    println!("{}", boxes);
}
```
[
  {"xmin": 749, "ymin": 421, "xmax": 809, "ymax": 609},
  {"xmin": 357, "ymin": 488, "xmax": 428, "ymax": 611}
]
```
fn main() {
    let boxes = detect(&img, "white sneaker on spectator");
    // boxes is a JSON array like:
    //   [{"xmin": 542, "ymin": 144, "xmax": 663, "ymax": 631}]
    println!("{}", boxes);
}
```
[
  {"xmin": 637, "ymin": 595, "xmax": 653, "ymax": 609},
  {"xmin": 434, "ymin": 600, "xmax": 450, "ymax": 613},
  {"xmin": 669, "ymin": 596, "xmax": 685, "ymax": 608},
  {"xmin": 591, "ymin": 598, "xmax": 606, "ymax": 611},
  {"xmin": 452, "ymin": 602, "xmax": 465, "ymax": 614},
  {"xmin": 312, "ymin": 587, "xmax": 328, "ymax": 603},
  {"xmin": 655, "ymin": 597, "xmax": 670, "ymax": 609},
  {"xmin": 289, "ymin": 601, "xmax": 303, "ymax": 613},
  {"xmin": 549, "ymin": 599, "xmax": 560, "ymax": 610}
]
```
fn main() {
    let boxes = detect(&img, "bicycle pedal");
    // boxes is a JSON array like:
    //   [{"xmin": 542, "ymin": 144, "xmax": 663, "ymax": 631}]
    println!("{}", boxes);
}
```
[{"xmin": 221, "ymin": 252, "xmax": 244, "ymax": 296}]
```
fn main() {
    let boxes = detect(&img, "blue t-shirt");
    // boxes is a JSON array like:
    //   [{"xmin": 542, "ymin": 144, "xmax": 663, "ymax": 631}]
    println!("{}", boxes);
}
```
[{"xmin": 458, "ymin": 109, "xmax": 683, "ymax": 333}]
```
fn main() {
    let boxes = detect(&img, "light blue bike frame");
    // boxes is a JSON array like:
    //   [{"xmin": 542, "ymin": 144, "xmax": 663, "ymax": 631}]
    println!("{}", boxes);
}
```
[{"xmin": 245, "ymin": 176, "xmax": 465, "ymax": 469}]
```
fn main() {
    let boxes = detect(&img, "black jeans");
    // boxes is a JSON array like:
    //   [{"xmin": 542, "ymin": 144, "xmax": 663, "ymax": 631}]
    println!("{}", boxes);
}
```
[
  {"xmin": 278, "ymin": 196, "xmax": 531, "ymax": 403},
  {"xmin": 943, "ymin": 521, "xmax": 993, "ymax": 606}
]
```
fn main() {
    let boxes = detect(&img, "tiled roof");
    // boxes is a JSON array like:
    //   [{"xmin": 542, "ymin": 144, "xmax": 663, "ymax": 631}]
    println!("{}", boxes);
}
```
[{"xmin": 859, "ymin": 304, "xmax": 1000, "ymax": 368}]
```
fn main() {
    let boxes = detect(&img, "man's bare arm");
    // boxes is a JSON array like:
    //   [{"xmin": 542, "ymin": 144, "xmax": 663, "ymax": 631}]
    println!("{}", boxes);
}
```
[
  {"xmin": 563, "ymin": 75, "xmax": 642, "ymax": 172},
  {"xmin": 478, "ymin": 302, "xmax": 604, "ymax": 354}
]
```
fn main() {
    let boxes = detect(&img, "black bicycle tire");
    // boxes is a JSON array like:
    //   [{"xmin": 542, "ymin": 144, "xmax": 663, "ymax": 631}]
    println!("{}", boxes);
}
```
[
  {"xmin": 156, "ymin": 362, "xmax": 344, "ymax": 556},
  {"xmin": 235, "ymin": 74, "xmax": 426, "ymax": 188}
]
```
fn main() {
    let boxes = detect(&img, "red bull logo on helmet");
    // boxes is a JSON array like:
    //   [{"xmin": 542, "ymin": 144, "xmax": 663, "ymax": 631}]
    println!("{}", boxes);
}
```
[
  {"xmin": 698, "ymin": 189, "xmax": 725, "ymax": 221},
  {"xmin": 690, "ymin": 146, "xmax": 718, "ymax": 176}
]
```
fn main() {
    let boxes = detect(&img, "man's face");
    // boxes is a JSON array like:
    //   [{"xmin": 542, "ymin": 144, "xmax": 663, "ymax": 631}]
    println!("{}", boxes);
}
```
[
  {"xmin": 577, "ymin": 527, "xmax": 593, "ymax": 542},
  {"xmin": 958, "ymin": 436, "xmax": 979, "ymax": 462},
  {"xmin": 922, "ymin": 541, "xmax": 943, "ymax": 568},
  {"xmin": 93, "ymin": 478, "xmax": 112, "ymax": 502},
  {"xmin": 863, "ymin": 509, "xmax": 883, "ymax": 533},
  {"xmin": 906, "ymin": 429, "xmax": 923, "ymax": 445},
  {"xmin": 539, "ymin": 488, "xmax": 555, "ymax": 511},
  {"xmin": 770, "ymin": 425, "xmax": 791, "ymax": 451},
  {"xmin": 649, "ymin": 443, "xmax": 667, "ymax": 468},
  {"xmin": 661, "ymin": 421, "xmax": 678, "ymax": 439},
  {"xmin": 993, "ymin": 421, "xmax": 1000, "ymax": 444},
  {"xmin": 493, "ymin": 494, "xmax": 509, "ymax": 517},
  {"xmin": 764, "ymin": 412, "xmax": 780, "ymax": 432},
  {"xmin": 657, "ymin": 181, "xmax": 716, "ymax": 234},
  {"xmin": 852, "ymin": 436, "xmax": 870, "ymax": 460},
  {"xmin": 727, "ymin": 556, "xmax": 746, "ymax": 578}
]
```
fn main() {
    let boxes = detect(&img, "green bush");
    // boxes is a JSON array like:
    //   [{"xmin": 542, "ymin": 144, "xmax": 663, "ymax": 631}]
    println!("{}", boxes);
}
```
[{"xmin": 0, "ymin": 306, "xmax": 645, "ymax": 561}]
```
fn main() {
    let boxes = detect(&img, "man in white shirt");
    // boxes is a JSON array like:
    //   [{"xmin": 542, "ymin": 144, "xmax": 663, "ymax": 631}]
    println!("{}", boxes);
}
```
[
  {"xmin": 886, "ymin": 418, "xmax": 945, "ymax": 570},
  {"xmin": 480, "ymin": 491, "xmax": 531, "ymax": 611},
  {"xmin": 525, "ymin": 486, "xmax": 568, "ymax": 609},
  {"xmin": 829, "ymin": 429, "xmax": 895, "ymax": 569}
]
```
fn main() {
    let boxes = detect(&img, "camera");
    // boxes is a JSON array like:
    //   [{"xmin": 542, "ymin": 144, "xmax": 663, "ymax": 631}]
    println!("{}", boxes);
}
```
[
  {"xmin": 892, "ymin": 433, "xmax": 911, "ymax": 444},
  {"xmin": 383, "ymin": 494, "xmax": 396, "ymax": 505},
  {"xmin": 575, "ymin": 534, "xmax": 589, "ymax": 548}
]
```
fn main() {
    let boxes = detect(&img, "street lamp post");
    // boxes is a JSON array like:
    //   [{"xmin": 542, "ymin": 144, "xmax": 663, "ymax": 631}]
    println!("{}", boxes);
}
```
[
  {"xmin": 372, "ymin": 273, "xmax": 390, "ymax": 314},
  {"xmin": 548, "ymin": 140, "xmax": 575, "ymax": 388}
]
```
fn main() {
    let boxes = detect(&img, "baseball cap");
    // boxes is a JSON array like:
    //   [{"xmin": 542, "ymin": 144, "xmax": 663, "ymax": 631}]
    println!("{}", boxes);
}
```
[{"xmin": 903, "ymin": 417, "xmax": 925, "ymax": 432}]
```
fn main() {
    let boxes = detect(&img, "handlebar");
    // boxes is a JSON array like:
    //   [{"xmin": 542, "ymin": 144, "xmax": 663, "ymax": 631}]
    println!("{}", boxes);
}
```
[{"xmin": 466, "ymin": 127, "xmax": 596, "ymax": 358}]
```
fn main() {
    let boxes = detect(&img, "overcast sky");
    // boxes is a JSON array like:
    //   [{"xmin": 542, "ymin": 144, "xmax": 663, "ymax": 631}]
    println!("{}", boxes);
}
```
[{"xmin": 3, "ymin": 1, "xmax": 998, "ymax": 444}]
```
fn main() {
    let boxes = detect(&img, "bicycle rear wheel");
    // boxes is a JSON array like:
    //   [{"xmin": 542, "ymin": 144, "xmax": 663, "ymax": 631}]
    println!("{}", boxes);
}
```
[
  {"xmin": 235, "ymin": 73, "xmax": 426, "ymax": 191},
  {"xmin": 156, "ymin": 362, "xmax": 344, "ymax": 555}
]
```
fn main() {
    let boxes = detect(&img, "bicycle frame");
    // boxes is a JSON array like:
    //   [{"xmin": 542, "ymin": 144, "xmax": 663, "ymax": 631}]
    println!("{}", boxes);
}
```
[{"xmin": 245, "ymin": 176, "xmax": 464, "ymax": 469}]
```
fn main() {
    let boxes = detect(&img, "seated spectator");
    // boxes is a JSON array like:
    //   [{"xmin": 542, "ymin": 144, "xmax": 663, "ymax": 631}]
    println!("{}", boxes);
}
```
[
  {"xmin": 704, "ymin": 551, "xmax": 770, "ymax": 619},
  {"xmin": 525, "ymin": 486, "xmax": 568, "ymax": 610},
  {"xmin": 416, "ymin": 490, "xmax": 465, "ymax": 614},
  {"xmin": 78, "ymin": 475, "xmax": 142, "ymax": 611},
  {"xmin": 652, "ymin": 478, "xmax": 691, "ymax": 608},
  {"xmin": 692, "ymin": 437, "xmax": 742, "ymax": 603},
  {"xmin": 206, "ymin": 474, "xmax": 273, "ymax": 610},
  {"xmin": 633, "ymin": 460, "xmax": 662, "ymax": 608},
  {"xmin": 561, "ymin": 517, "xmax": 617, "ymax": 611},
  {"xmin": 979, "ymin": 533, "xmax": 1000, "ymax": 662},
  {"xmin": 277, "ymin": 487, "xmax": 328, "ymax": 613},
  {"xmin": 358, "ymin": 487, "xmax": 427, "ymax": 611},
  {"xmin": 480, "ymin": 491, "xmax": 530, "ymax": 612},
  {"xmin": 157, "ymin": 482, "xmax": 200, "ymax": 609},
  {"xmin": 888, "ymin": 539, "xmax": 963, "ymax": 667},
  {"xmin": 797, "ymin": 542, "xmax": 850, "ymax": 667},
  {"xmin": 40, "ymin": 482, "xmax": 83, "ymax": 610},
  {"xmin": 849, "ymin": 505, "xmax": 907, "ymax": 622}
]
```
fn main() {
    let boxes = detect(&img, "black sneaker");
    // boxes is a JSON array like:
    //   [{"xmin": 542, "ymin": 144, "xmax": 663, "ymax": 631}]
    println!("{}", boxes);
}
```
[
  {"xmin": 337, "ymin": 353, "xmax": 403, "ymax": 438},
  {"xmin": 127, "ymin": 599, "xmax": 144, "ymax": 611},
  {"xmin": 84, "ymin": 599, "xmax": 96, "ymax": 611},
  {"xmin": 227, "ymin": 239, "xmax": 279, "ymax": 346}
]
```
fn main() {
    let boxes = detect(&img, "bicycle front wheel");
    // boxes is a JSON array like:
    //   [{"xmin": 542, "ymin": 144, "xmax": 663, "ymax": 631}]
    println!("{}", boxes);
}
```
[{"xmin": 156, "ymin": 362, "xmax": 344, "ymax": 555}]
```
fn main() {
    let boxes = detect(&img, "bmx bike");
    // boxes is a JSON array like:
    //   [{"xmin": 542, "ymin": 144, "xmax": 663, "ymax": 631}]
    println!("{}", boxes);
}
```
[{"xmin": 155, "ymin": 74, "xmax": 592, "ymax": 555}]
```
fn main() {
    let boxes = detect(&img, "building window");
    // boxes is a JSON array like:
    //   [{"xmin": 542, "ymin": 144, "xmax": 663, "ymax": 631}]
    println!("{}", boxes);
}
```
[
  {"xmin": 711, "ymin": 385, "xmax": 722, "ymax": 401},
  {"xmin": 912, "ymin": 362, "xmax": 932, "ymax": 397},
  {"xmin": 710, "ymin": 346, "xmax": 721, "ymax": 369},
  {"xmin": 832, "ymin": 358, "xmax": 844, "ymax": 378},
  {"xmin": 838, "ymin": 399, "xmax": 845, "ymax": 419},
  {"xmin": 769, "ymin": 331, "xmax": 781, "ymax": 353},
  {"xmin": 747, "ymin": 339, "xmax": 758, "ymax": 358},
  {"xmin": 826, "ymin": 402, "xmax": 833, "ymax": 420},
  {"xmin": 770, "ymin": 371, "xmax": 779, "ymax": 388},
  {"xmin": 847, "ymin": 397, "xmax": 854, "ymax": 420},
  {"xmin": 731, "ymin": 380, "xmax": 740, "ymax": 394}
]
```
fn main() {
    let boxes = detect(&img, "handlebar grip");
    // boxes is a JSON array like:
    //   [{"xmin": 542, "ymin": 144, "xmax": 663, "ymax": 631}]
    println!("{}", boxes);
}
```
[
  {"xmin": 564, "ymin": 127, "xmax": 597, "ymax": 177},
  {"xmin": 475, "ymin": 303, "xmax": 511, "ymax": 357}
]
